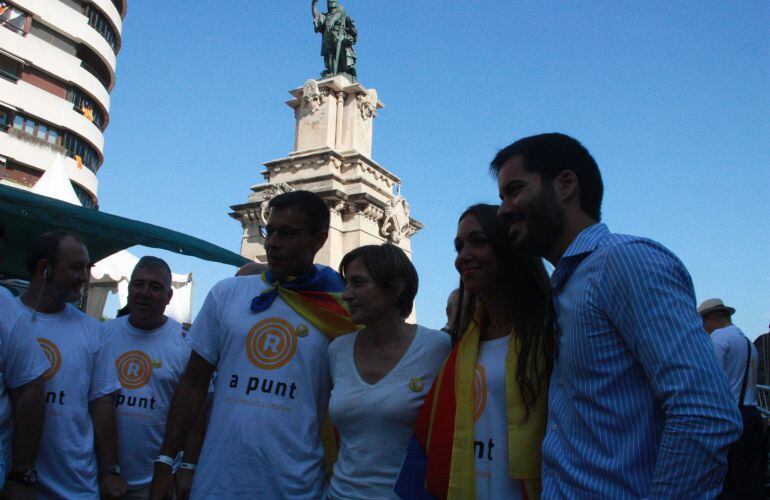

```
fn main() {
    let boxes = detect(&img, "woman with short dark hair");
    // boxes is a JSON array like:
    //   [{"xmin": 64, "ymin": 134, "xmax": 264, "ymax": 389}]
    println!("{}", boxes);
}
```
[{"xmin": 326, "ymin": 244, "xmax": 451, "ymax": 499}]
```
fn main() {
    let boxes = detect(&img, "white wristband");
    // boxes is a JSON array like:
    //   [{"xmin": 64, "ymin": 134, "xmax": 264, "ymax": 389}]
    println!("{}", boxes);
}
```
[
  {"xmin": 154, "ymin": 455, "xmax": 175, "ymax": 468},
  {"xmin": 179, "ymin": 462, "xmax": 196, "ymax": 470}
]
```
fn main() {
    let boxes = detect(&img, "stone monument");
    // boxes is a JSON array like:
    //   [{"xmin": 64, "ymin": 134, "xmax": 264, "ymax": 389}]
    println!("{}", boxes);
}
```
[{"xmin": 230, "ymin": 4, "xmax": 422, "ymax": 275}]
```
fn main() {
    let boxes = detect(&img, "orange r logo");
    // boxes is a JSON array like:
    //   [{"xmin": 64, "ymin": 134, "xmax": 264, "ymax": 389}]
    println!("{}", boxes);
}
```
[
  {"xmin": 472, "ymin": 364, "xmax": 487, "ymax": 422},
  {"xmin": 116, "ymin": 351, "xmax": 153, "ymax": 389},
  {"xmin": 37, "ymin": 338, "xmax": 61, "ymax": 381},
  {"xmin": 245, "ymin": 318, "xmax": 297, "ymax": 370}
]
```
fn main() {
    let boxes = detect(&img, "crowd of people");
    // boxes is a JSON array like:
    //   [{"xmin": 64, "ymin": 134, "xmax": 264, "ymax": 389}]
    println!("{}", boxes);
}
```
[{"xmin": 0, "ymin": 132, "xmax": 764, "ymax": 499}]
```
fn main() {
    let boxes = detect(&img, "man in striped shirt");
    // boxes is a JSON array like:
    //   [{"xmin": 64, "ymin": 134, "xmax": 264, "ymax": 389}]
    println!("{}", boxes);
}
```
[{"xmin": 492, "ymin": 133, "xmax": 742, "ymax": 498}]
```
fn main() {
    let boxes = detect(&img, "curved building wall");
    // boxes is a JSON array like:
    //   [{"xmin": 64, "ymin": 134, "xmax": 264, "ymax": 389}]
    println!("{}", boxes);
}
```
[{"xmin": 0, "ymin": 0, "xmax": 125, "ymax": 208}]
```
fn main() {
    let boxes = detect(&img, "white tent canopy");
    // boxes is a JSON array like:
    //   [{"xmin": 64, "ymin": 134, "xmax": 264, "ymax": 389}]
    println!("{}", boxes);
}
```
[
  {"xmin": 30, "ymin": 154, "xmax": 81, "ymax": 205},
  {"xmin": 87, "ymin": 250, "xmax": 193, "ymax": 324},
  {"xmin": 28, "ymin": 153, "xmax": 194, "ymax": 323}
]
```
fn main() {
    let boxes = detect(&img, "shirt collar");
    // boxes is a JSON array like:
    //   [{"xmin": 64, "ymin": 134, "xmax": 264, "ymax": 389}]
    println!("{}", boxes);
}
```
[
  {"xmin": 551, "ymin": 223, "xmax": 609, "ymax": 293},
  {"xmin": 561, "ymin": 223, "xmax": 609, "ymax": 260}
]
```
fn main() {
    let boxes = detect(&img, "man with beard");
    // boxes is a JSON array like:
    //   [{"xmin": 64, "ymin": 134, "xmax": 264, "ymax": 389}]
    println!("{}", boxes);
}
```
[
  {"xmin": 492, "ymin": 133, "xmax": 741, "ymax": 498},
  {"xmin": 16, "ymin": 232, "xmax": 126, "ymax": 499},
  {"xmin": 150, "ymin": 191, "xmax": 356, "ymax": 499}
]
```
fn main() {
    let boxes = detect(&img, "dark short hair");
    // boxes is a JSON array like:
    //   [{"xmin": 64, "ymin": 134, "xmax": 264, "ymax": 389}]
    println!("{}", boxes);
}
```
[
  {"xmin": 490, "ymin": 133, "xmax": 604, "ymax": 221},
  {"xmin": 132, "ymin": 256, "xmax": 172, "ymax": 288},
  {"xmin": 339, "ymin": 244, "xmax": 418, "ymax": 318},
  {"xmin": 26, "ymin": 231, "xmax": 85, "ymax": 274},
  {"xmin": 268, "ymin": 190, "xmax": 330, "ymax": 233}
]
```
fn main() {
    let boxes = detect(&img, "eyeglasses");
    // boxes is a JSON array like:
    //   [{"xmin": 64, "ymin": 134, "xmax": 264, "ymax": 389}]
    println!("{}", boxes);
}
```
[{"xmin": 258, "ymin": 225, "xmax": 313, "ymax": 241}]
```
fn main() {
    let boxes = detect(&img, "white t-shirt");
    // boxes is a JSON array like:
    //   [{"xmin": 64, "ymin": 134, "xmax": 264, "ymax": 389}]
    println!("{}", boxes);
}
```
[
  {"xmin": 711, "ymin": 325, "xmax": 758, "ymax": 406},
  {"xmin": 0, "ymin": 293, "xmax": 49, "ymax": 486},
  {"xmin": 14, "ymin": 301, "xmax": 120, "ymax": 500},
  {"xmin": 102, "ymin": 316, "xmax": 190, "ymax": 489},
  {"xmin": 188, "ymin": 275, "xmax": 342, "ymax": 499},
  {"xmin": 474, "ymin": 335, "xmax": 524, "ymax": 500},
  {"xmin": 327, "ymin": 326, "xmax": 451, "ymax": 499}
]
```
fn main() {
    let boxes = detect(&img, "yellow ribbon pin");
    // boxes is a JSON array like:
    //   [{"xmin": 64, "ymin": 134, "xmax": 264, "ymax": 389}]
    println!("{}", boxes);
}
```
[{"xmin": 409, "ymin": 377, "xmax": 423, "ymax": 392}]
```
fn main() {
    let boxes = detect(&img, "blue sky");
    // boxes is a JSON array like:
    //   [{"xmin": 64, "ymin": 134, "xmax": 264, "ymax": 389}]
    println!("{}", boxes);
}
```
[{"xmin": 99, "ymin": 1, "xmax": 770, "ymax": 337}]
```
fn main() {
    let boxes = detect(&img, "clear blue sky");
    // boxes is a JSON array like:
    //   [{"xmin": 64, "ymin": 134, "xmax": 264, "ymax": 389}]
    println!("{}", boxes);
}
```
[{"xmin": 98, "ymin": 1, "xmax": 770, "ymax": 338}]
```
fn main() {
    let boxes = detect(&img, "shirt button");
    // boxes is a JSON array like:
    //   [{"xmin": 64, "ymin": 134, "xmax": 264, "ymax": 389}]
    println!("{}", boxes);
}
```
[{"xmin": 551, "ymin": 424, "xmax": 558, "ymax": 431}]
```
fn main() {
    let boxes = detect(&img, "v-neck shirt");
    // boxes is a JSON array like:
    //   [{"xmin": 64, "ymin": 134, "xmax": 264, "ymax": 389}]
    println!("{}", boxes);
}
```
[{"xmin": 327, "ymin": 325, "xmax": 451, "ymax": 499}]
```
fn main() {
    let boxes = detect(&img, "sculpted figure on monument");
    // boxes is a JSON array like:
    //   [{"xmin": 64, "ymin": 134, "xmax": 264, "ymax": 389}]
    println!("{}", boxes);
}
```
[{"xmin": 312, "ymin": 0, "xmax": 357, "ymax": 80}]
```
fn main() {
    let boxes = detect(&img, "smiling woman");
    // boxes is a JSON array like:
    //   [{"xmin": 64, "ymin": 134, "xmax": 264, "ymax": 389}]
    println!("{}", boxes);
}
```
[
  {"xmin": 326, "ymin": 244, "xmax": 451, "ymax": 499},
  {"xmin": 395, "ymin": 204, "xmax": 552, "ymax": 500}
]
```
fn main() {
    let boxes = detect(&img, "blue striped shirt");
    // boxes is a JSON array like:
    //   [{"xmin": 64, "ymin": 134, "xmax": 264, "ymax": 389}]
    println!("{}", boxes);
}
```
[{"xmin": 542, "ymin": 224, "xmax": 742, "ymax": 498}]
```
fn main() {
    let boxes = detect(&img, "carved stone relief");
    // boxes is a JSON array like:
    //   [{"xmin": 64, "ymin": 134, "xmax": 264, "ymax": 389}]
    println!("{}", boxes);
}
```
[
  {"xmin": 356, "ymin": 89, "xmax": 378, "ymax": 121},
  {"xmin": 301, "ymin": 80, "xmax": 326, "ymax": 114}
]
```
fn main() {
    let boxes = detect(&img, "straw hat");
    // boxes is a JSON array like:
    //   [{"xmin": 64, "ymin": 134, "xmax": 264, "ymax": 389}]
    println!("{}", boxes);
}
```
[{"xmin": 697, "ymin": 298, "xmax": 736, "ymax": 317}]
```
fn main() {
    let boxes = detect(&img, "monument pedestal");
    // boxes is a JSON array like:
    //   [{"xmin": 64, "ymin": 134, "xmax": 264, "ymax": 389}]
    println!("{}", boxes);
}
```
[{"xmin": 230, "ymin": 75, "xmax": 423, "ymax": 273}]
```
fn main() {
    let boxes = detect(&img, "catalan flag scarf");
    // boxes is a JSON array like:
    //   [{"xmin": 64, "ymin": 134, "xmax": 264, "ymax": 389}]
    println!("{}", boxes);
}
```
[
  {"xmin": 250, "ymin": 264, "xmax": 357, "ymax": 340},
  {"xmin": 395, "ymin": 305, "xmax": 547, "ymax": 500}
]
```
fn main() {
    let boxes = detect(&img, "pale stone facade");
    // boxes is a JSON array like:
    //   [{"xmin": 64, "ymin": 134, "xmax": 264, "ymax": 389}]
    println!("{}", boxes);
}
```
[{"xmin": 230, "ymin": 75, "xmax": 423, "ymax": 273}]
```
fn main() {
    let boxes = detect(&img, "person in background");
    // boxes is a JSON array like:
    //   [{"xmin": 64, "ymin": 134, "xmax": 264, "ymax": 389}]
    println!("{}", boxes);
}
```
[
  {"xmin": 327, "ymin": 244, "xmax": 451, "ymax": 498},
  {"xmin": 102, "ymin": 256, "xmax": 193, "ymax": 499},
  {"xmin": 16, "ymin": 232, "xmax": 127, "ymax": 499},
  {"xmin": 396, "ymin": 204, "xmax": 552, "ymax": 499},
  {"xmin": 234, "ymin": 261, "xmax": 268, "ymax": 277},
  {"xmin": 0, "ymin": 269, "xmax": 48, "ymax": 498},
  {"xmin": 493, "ymin": 132, "xmax": 742, "ymax": 498},
  {"xmin": 698, "ymin": 298, "xmax": 763, "ymax": 499},
  {"xmin": 440, "ymin": 288, "xmax": 459, "ymax": 334}
]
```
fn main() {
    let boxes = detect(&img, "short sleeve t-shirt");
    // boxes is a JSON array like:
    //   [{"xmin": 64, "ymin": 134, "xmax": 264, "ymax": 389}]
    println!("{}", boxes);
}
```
[
  {"xmin": 711, "ymin": 325, "xmax": 758, "ymax": 406},
  {"xmin": 474, "ymin": 336, "xmax": 524, "ymax": 500},
  {"xmin": 102, "ymin": 316, "xmax": 191, "ymax": 489},
  {"xmin": 188, "ymin": 275, "xmax": 342, "ymax": 499},
  {"xmin": 327, "ymin": 326, "xmax": 451, "ymax": 499},
  {"xmin": 0, "ymin": 294, "xmax": 49, "ymax": 484},
  {"xmin": 14, "ymin": 301, "xmax": 120, "ymax": 500}
]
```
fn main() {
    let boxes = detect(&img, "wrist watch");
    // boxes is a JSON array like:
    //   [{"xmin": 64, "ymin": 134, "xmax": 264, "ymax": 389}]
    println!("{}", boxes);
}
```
[
  {"xmin": 99, "ymin": 464, "xmax": 121, "ymax": 476},
  {"xmin": 7, "ymin": 469, "xmax": 37, "ymax": 486}
]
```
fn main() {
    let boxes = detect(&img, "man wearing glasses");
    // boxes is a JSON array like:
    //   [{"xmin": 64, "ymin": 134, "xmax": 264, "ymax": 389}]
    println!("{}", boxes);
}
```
[{"xmin": 150, "ymin": 191, "xmax": 356, "ymax": 499}]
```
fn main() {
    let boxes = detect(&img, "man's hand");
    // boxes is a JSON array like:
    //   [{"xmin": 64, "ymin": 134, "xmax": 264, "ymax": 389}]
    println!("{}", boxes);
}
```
[
  {"xmin": 99, "ymin": 473, "xmax": 128, "ymax": 499},
  {"xmin": 2, "ymin": 480, "xmax": 36, "ymax": 500},
  {"xmin": 174, "ymin": 469, "xmax": 195, "ymax": 500},
  {"xmin": 149, "ymin": 464, "xmax": 174, "ymax": 500}
]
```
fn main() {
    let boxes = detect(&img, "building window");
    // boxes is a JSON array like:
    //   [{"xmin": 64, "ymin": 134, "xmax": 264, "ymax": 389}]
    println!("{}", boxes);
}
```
[
  {"xmin": 62, "ymin": 131, "xmax": 99, "ymax": 173},
  {"xmin": 69, "ymin": 87, "xmax": 105, "ymax": 130},
  {"xmin": 110, "ymin": 0, "xmax": 124, "ymax": 18},
  {"xmin": 58, "ymin": 0, "xmax": 83, "ymax": 12},
  {"xmin": 30, "ymin": 20, "xmax": 78, "ymax": 56},
  {"xmin": 77, "ymin": 45, "xmax": 111, "ymax": 89},
  {"xmin": 85, "ymin": 4, "xmax": 118, "ymax": 52},
  {"xmin": 71, "ymin": 181, "xmax": 96, "ymax": 209},
  {"xmin": 0, "ymin": 1, "xmax": 27, "ymax": 34},
  {"xmin": 0, "ymin": 107, "xmax": 10, "ymax": 128},
  {"xmin": 0, "ymin": 52, "xmax": 20, "ymax": 81},
  {"xmin": 12, "ymin": 114, "xmax": 60, "ymax": 145}
]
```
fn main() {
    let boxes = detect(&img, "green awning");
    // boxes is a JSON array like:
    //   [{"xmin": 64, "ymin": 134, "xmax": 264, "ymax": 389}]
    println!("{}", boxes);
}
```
[{"xmin": 0, "ymin": 184, "xmax": 250, "ymax": 279}]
